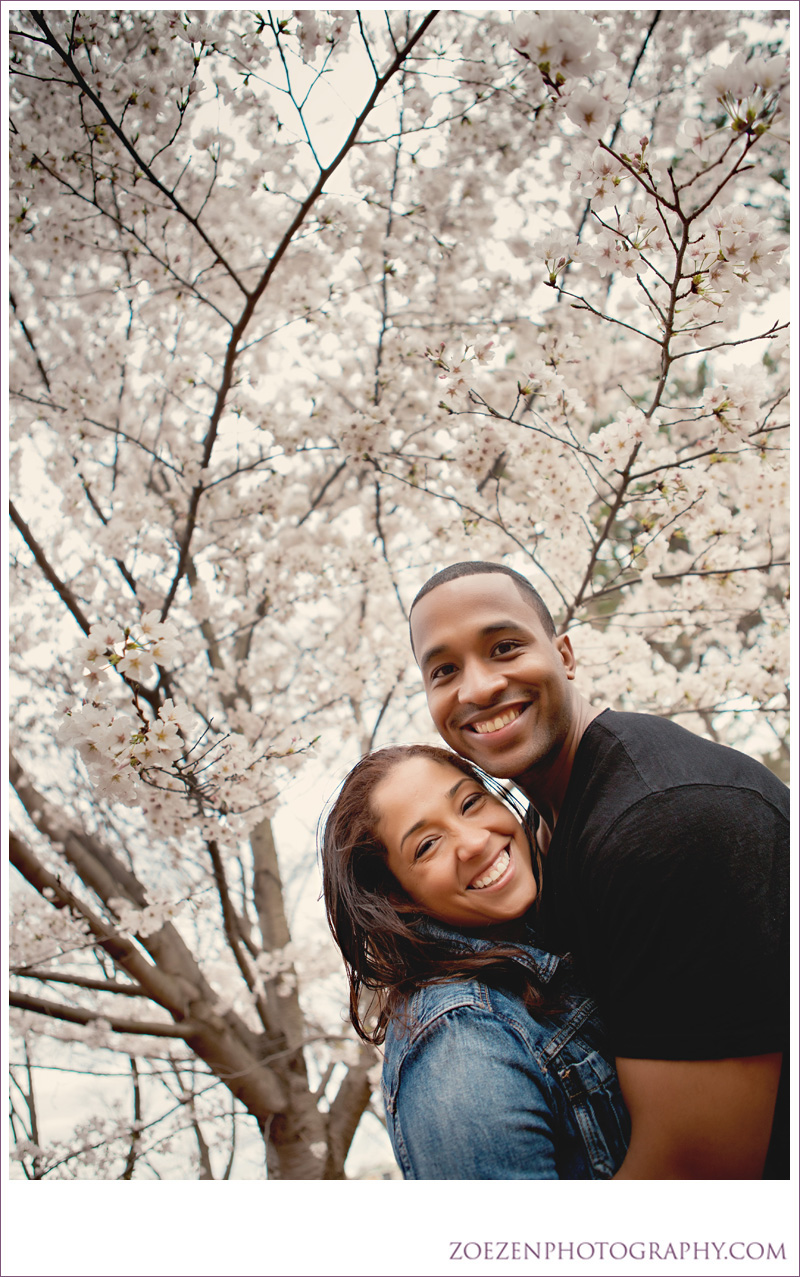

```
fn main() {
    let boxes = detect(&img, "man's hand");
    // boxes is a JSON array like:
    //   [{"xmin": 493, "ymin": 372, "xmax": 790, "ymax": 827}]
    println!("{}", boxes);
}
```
[{"xmin": 613, "ymin": 1054, "xmax": 782, "ymax": 1179}]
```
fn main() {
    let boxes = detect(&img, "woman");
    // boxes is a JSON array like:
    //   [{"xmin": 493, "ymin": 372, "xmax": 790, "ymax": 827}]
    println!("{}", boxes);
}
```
[{"xmin": 320, "ymin": 744, "xmax": 630, "ymax": 1179}]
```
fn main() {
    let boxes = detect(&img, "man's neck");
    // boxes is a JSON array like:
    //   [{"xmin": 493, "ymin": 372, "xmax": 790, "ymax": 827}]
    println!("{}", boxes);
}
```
[{"xmin": 515, "ymin": 695, "xmax": 603, "ymax": 846}]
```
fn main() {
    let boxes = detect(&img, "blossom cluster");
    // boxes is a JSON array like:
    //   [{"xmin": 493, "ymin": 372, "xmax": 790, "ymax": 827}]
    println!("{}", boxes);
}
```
[
  {"xmin": 72, "ymin": 612, "xmax": 181, "ymax": 692},
  {"xmin": 590, "ymin": 407, "xmax": 659, "ymax": 467},
  {"xmin": 292, "ymin": 10, "xmax": 355, "ymax": 62},
  {"xmin": 511, "ymin": 10, "xmax": 630, "ymax": 142},
  {"xmin": 254, "ymin": 942, "xmax": 298, "ymax": 999},
  {"xmin": 336, "ymin": 411, "xmax": 388, "ymax": 460},
  {"xmin": 57, "ymin": 695, "xmax": 191, "ymax": 807},
  {"xmin": 700, "ymin": 52, "xmax": 788, "ymax": 136},
  {"xmin": 518, "ymin": 357, "xmax": 565, "ymax": 404},
  {"xmin": 699, "ymin": 369, "xmax": 770, "ymax": 442},
  {"xmin": 423, "ymin": 339, "xmax": 496, "ymax": 412},
  {"xmin": 512, "ymin": 11, "xmax": 611, "ymax": 90},
  {"xmin": 675, "ymin": 204, "xmax": 787, "ymax": 340},
  {"xmin": 56, "ymin": 608, "xmax": 321, "ymax": 839},
  {"xmin": 533, "ymin": 235, "xmax": 578, "ymax": 286},
  {"xmin": 109, "ymin": 894, "xmax": 187, "ymax": 939},
  {"xmin": 566, "ymin": 136, "xmax": 664, "ymax": 211},
  {"xmin": 58, "ymin": 613, "xmax": 193, "ymax": 807}
]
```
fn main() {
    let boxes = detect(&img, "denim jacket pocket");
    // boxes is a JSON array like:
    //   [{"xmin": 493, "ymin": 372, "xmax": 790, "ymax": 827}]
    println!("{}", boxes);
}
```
[{"xmin": 555, "ymin": 1049, "xmax": 631, "ymax": 1178}]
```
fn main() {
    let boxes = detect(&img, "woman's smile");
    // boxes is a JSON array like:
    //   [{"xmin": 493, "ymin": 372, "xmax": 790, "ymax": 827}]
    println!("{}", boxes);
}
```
[{"xmin": 468, "ymin": 845, "xmax": 512, "ymax": 889}]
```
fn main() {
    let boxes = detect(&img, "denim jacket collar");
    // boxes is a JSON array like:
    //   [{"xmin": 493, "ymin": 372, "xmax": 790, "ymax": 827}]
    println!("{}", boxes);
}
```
[{"xmin": 415, "ymin": 916, "xmax": 565, "ymax": 986}]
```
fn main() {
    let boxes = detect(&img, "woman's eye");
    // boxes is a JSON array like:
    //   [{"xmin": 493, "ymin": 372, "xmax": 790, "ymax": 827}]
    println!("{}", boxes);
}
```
[
  {"xmin": 462, "ymin": 792, "xmax": 485, "ymax": 812},
  {"xmin": 414, "ymin": 837, "xmax": 436, "ymax": 860}
]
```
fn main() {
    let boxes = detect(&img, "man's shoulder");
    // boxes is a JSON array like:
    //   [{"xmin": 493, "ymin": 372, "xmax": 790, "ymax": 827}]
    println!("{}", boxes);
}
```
[
  {"xmin": 549, "ymin": 709, "xmax": 789, "ymax": 866},
  {"xmin": 579, "ymin": 710, "xmax": 788, "ymax": 810}
]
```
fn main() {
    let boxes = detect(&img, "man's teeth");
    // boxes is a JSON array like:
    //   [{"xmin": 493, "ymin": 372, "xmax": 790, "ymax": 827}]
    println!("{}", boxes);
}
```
[
  {"xmin": 470, "ymin": 848, "xmax": 510, "ymax": 890},
  {"xmin": 472, "ymin": 707, "xmax": 523, "ymax": 735}
]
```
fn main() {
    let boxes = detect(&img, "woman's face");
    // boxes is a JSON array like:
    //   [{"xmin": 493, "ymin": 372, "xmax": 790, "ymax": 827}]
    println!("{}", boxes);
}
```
[{"xmin": 372, "ymin": 755, "xmax": 538, "ymax": 931}]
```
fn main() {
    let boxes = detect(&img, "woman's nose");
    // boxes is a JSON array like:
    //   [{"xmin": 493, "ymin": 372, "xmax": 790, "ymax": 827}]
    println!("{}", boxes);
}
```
[{"xmin": 455, "ymin": 823, "xmax": 490, "ymax": 861}]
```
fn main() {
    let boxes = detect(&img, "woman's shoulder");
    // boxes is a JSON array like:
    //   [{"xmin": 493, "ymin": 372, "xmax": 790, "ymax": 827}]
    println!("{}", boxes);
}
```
[
  {"xmin": 381, "ymin": 976, "xmax": 617, "ymax": 1130},
  {"xmin": 390, "ymin": 976, "xmax": 499, "ymax": 1033},
  {"xmin": 383, "ymin": 973, "xmax": 604, "ymax": 1069},
  {"xmin": 380, "ymin": 977, "xmax": 533, "ymax": 1099}
]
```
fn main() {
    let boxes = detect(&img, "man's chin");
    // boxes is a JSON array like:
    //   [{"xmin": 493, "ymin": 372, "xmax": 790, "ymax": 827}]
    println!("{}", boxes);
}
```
[{"xmin": 455, "ymin": 732, "xmax": 521, "ymax": 779}]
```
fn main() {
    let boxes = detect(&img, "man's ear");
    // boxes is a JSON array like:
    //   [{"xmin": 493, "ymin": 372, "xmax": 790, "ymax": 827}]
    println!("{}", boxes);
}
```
[{"xmin": 555, "ymin": 633, "xmax": 577, "ymax": 680}]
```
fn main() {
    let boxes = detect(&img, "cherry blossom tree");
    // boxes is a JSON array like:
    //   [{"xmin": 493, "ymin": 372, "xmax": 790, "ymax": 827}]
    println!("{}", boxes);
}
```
[{"xmin": 8, "ymin": 8, "xmax": 789, "ymax": 1179}]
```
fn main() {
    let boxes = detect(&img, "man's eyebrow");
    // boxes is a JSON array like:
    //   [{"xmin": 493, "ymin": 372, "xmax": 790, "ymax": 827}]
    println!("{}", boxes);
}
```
[
  {"xmin": 400, "ymin": 778, "xmax": 470, "ymax": 852},
  {"xmin": 419, "ymin": 621, "xmax": 527, "ymax": 673}
]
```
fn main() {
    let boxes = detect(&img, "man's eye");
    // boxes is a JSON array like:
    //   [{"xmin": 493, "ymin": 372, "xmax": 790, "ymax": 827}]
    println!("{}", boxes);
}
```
[
  {"xmin": 430, "ymin": 663, "xmax": 456, "ymax": 682},
  {"xmin": 494, "ymin": 640, "xmax": 521, "ymax": 656}
]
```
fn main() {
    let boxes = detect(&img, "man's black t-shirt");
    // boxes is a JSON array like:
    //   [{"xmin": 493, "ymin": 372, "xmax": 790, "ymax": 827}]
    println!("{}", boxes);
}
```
[{"xmin": 536, "ymin": 710, "xmax": 789, "ymax": 1178}]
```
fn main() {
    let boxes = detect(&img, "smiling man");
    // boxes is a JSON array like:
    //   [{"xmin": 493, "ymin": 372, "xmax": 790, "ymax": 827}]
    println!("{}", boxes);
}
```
[{"xmin": 409, "ymin": 561, "xmax": 789, "ymax": 1179}]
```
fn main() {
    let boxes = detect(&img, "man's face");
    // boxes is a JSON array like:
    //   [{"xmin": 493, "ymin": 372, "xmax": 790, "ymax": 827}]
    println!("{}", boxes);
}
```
[{"xmin": 410, "ymin": 574, "xmax": 577, "ymax": 782}]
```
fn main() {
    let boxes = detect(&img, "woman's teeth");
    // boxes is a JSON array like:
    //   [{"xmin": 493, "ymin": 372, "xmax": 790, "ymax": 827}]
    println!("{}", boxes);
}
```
[
  {"xmin": 472, "ymin": 707, "xmax": 522, "ymax": 735},
  {"xmin": 470, "ymin": 848, "xmax": 510, "ymax": 890}
]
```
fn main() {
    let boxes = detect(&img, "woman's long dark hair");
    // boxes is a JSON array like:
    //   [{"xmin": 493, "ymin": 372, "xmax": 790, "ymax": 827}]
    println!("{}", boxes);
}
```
[{"xmin": 319, "ymin": 744, "xmax": 550, "ymax": 1044}]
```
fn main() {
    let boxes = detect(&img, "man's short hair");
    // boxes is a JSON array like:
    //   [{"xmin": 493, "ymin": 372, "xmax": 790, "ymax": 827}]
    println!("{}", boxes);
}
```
[{"xmin": 409, "ymin": 561, "xmax": 557, "ymax": 649}]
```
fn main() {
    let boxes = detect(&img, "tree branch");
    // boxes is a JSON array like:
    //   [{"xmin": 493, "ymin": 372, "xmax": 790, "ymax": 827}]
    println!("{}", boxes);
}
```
[
  {"xmin": 10, "ymin": 990, "xmax": 198, "ymax": 1037},
  {"xmin": 325, "ymin": 1045, "xmax": 375, "ymax": 1179},
  {"xmin": 10, "ymin": 829, "xmax": 289, "ymax": 1119},
  {"xmin": 31, "ymin": 10, "xmax": 249, "ymax": 294},
  {"xmin": 9, "ymin": 826, "xmax": 192, "ymax": 1013},
  {"xmin": 10, "ymin": 968, "xmax": 147, "ymax": 997},
  {"xmin": 206, "ymin": 837, "xmax": 272, "ymax": 1033},
  {"xmin": 9, "ymin": 500, "xmax": 91, "ymax": 635},
  {"xmin": 560, "ymin": 443, "xmax": 641, "ymax": 630},
  {"xmin": 588, "ymin": 558, "xmax": 790, "ymax": 605},
  {"xmin": 157, "ymin": 10, "xmax": 440, "ymax": 620},
  {"xmin": 121, "ymin": 1057, "xmax": 142, "ymax": 1179}
]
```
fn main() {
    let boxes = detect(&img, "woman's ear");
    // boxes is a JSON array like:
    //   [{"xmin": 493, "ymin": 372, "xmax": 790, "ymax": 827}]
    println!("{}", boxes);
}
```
[
  {"xmin": 391, "ymin": 893, "xmax": 422, "ymax": 917},
  {"xmin": 359, "ymin": 855, "xmax": 410, "ymax": 908}
]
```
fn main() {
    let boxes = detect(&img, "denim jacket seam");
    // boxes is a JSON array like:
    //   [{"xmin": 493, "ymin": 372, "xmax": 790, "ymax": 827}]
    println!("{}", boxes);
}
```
[
  {"xmin": 392, "ymin": 983, "xmax": 603, "ymax": 1071},
  {"xmin": 392, "ymin": 990, "xmax": 565, "ymax": 1083},
  {"xmin": 536, "ymin": 995, "xmax": 603, "ymax": 1063}
]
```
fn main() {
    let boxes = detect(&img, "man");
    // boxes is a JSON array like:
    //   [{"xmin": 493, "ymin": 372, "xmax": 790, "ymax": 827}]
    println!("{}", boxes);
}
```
[{"xmin": 408, "ymin": 560, "xmax": 789, "ymax": 1179}]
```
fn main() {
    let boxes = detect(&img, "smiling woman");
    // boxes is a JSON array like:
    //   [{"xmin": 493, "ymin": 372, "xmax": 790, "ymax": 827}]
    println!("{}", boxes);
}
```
[
  {"xmin": 374, "ymin": 754, "xmax": 539, "ymax": 930},
  {"xmin": 320, "ymin": 745, "xmax": 630, "ymax": 1179}
]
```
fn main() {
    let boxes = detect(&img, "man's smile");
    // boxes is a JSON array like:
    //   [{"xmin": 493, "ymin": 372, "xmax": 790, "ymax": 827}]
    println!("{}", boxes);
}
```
[{"xmin": 462, "ymin": 704, "xmax": 528, "ymax": 735}]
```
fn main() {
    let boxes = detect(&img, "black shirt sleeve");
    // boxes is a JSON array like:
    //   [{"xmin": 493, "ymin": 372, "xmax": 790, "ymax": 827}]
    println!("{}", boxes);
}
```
[{"xmin": 572, "ymin": 784, "xmax": 788, "ymax": 1061}]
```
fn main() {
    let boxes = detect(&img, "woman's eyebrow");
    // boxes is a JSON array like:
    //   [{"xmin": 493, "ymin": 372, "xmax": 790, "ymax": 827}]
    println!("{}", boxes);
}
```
[{"xmin": 399, "ymin": 778, "xmax": 470, "ymax": 852}]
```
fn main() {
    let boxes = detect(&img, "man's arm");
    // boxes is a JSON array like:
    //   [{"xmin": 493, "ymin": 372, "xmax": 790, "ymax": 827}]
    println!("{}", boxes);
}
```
[{"xmin": 613, "ymin": 1053, "xmax": 782, "ymax": 1179}]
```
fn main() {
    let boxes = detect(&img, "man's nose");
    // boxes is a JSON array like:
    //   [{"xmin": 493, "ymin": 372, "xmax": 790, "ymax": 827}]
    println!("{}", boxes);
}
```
[{"xmin": 458, "ymin": 658, "xmax": 507, "ymax": 705}]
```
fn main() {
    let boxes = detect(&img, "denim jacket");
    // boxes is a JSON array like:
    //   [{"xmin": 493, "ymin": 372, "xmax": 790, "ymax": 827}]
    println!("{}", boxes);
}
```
[{"xmin": 381, "ymin": 920, "xmax": 630, "ymax": 1179}]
